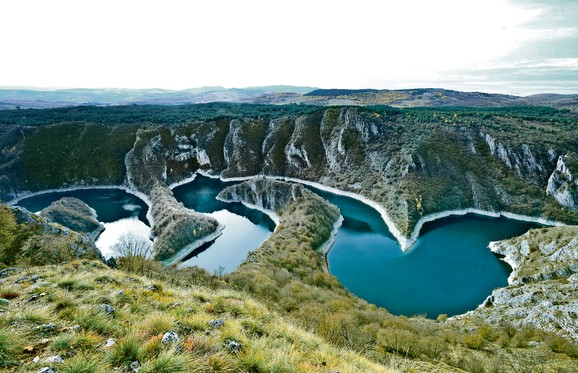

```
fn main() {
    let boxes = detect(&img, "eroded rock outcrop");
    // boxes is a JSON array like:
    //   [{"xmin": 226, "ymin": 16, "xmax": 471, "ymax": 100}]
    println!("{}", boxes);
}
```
[
  {"xmin": 464, "ymin": 226, "xmax": 578, "ymax": 341},
  {"xmin": 11, "ymin": 206, "xmax": 102, "ymax": 262},
  {"xmin": 125, "ymin": 127, "xmax": 222, "ymax": 263},
  {"xmin": 217, "ymin": 176, "xmax": 313, "ymax": 217},
  {"xmin": 149, "ymin": 184, "xmax": 222, "ymax": 263},
  {"xmin": 218, "ymin": 177, "xmax": 341, "ymax": 271},
  {"xmin": 40, "ymin": 197, "xmax": 104, "ymax": 240},
  {"xmin": 547, "ymin": 154, "xmax": 578, "ymax": 209}
]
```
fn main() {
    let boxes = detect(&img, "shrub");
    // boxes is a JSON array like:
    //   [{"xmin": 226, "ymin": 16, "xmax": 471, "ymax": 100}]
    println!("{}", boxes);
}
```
[
  {"xmin": 461, "ymin": 334, "xmax": 486, "ymax": 350},
  {"xmin": 0, "ymin": 204, "xmax": 17, "ymax": 264},
  {"xmin": 377, "ymin": 328, "xmax": 421, "ymax": 358}
]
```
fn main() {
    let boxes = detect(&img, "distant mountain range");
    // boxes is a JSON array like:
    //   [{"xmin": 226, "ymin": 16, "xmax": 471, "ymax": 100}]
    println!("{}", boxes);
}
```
[{"xmin": 1, "ymin": 86, "xmax": 577, "ymax": 111}]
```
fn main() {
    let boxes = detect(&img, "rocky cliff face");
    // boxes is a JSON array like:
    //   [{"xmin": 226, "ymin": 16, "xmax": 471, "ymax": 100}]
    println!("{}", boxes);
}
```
[
  {"xmin": 217, "ymin": 176, "xmax": 314, "ymax": 215},
  {"xmin": 127, "ymin": 107, "xmax": 577, "ymax": 242},
  {"xmin": 3, "ymin": 106, "xmax": 578, "ymax": 251},
  {"xmin": 464, "ymin": 226, "xmax": 578, "ymax": 341},
  {"xmin": 124, "ymin": 127, "xmax": 222, "ymax": 262},
  {"xmin": 547, "ymin": 154, "xmax": 578, "ymax": 209}
]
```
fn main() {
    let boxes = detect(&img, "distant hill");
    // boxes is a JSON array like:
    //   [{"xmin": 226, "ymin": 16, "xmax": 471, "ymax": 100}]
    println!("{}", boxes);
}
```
[
  {"xmin": 298, "ymin": 88, "xmax": 578, "ymax": 111},
  {"xmin": 305, "ymin": 88, "xmax": 380, "ymax": 96},
  {"xmin": 1, "ymin": 86, "xmax": 577, "ymax": 111},
  {"xmin": 0, "ymin": 86, "xmax": 317, "ymax": 110}
]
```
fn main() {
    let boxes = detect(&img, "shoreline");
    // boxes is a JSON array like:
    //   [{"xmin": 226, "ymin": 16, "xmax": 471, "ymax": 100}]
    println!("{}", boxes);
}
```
[
  {"xmin": 406, "ymin": 208, "xmax": 565, "ymax": 252},
  {"xmin": 161, "ymin": 223, "xmax": 226, "ymax": 267},
  {"xmin": 317, "ymin": 215, "xmax": 344, "ymax": 273},
  {"xmin": 6, "ymin": 184, "xmax": 151, "ymax": 208},
  {"xmin": 488, "ymin": 241, "xmax": 522, "ymax": 285},
  {"xmin": 5, "ymin": 183, "xmax": 156, "ymax": 228},
  {"xmin": 8, "ymin": 172, "xmax": 567, "ymax": 254},
  {"xmin": 215, "ymin": 194, "xmax": 281, "ymax": 227},
  {"xmin": 167, "ymin": 170, "xmax": 567, "ymax": 251}
]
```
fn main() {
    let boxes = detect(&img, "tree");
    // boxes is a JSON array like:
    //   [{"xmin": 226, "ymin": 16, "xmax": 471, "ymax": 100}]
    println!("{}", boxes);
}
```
[
  {"xmin": 111, "ymin": 232, "xmax": 154, "ymax": 274},
  {"xmin": 111, "ymin": 232, "xmax": 153, "ymax": 259}
]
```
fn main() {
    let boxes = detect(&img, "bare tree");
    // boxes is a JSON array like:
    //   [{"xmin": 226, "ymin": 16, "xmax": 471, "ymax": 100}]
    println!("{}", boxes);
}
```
[{"xmin": 111, "ymin": 232, "xmax": 153, "ymax": 259}]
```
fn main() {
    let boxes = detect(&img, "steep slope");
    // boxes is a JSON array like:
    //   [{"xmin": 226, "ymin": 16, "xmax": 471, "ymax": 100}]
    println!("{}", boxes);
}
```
[
  {"xmin": 0, "ymin": 260, "xmax": 393, "ymax": 373},
  {"xmin": 2, "ymin": 105, "xmax": 577, "ymax": 253}
]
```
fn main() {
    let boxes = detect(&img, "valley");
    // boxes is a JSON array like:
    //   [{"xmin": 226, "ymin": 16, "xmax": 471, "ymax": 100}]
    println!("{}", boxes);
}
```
[{"xmin": 1, "ymin": 102, "xmax": 578, "ymax": 372}]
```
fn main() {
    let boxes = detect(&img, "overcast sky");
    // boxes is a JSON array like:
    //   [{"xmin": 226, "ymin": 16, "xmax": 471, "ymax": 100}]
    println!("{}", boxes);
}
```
[{"xmin": 1, "ymin": 0, "xmax": 576, "ymax": 95}]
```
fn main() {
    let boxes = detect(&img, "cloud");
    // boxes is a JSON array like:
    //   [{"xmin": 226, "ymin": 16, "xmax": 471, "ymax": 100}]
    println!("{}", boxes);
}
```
[{"xmin": 0, "ymin": 0, "xmax": 576, "ymax": 94}]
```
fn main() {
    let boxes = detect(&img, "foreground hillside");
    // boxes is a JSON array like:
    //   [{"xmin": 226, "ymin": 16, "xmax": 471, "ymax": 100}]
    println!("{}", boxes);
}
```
[{"xmin": 0, "ymin": 260, "xmax": 392, "ymax": 373}]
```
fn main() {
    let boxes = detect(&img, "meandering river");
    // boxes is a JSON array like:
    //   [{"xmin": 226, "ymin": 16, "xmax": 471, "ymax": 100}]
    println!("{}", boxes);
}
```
[{"xmin": 16, "ymin": 176, "xmax": 541, "ymax": 317}]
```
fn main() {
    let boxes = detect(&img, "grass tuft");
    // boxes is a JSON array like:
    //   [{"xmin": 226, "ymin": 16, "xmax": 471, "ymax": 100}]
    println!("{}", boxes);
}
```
[
  {"xmin": 107, "ymin": 335, "xmax": 144, "ymax": 367},
  {"xmin": 0, "ymin": 332, "xmax": 19, "ymax": 367},
  {"xmin": 59, "ymin": 352, "xmax": 102, "ymax": 373},
  {"xmin": 75, "ymin": 308, "xmax": 118, "ymax": 335},
  {"xmin": 139, "ymin": 349, "xmax": 193, "ymax": 373}
]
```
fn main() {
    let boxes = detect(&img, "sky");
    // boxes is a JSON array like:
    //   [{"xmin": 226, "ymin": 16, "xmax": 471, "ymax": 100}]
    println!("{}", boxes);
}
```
[{"xmin": 1, "ymin": 0, "xmax": 576, "ymax": 95}]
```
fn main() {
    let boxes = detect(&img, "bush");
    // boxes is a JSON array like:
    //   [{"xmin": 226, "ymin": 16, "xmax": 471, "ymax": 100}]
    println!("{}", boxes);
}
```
[
  {"xmin": 461, "ymin": 334, "xmax": 486, "ymax": 350},
  {"xmin": 377, "ymin": 328, "xmax": 422, "ymax": 358},
  {"xmin": 0, "ymin": 204, "xmax": 17, "ymax": 264}
]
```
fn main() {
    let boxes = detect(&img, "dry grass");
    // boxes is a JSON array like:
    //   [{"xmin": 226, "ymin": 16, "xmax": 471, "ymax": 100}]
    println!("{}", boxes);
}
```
[{"xmin": 0, "ymin": 260, "xmax": 396, "ymax": 372}]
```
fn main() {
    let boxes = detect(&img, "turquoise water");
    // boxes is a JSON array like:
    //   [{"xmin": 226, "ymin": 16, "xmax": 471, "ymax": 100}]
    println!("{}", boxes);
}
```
[
  {"xmin": 16, "ymin": 183, "xmax": 274, "ymax": 273},
  {"xmin": 16, "ymin": 188, "xmax": 148, "ymax": 223},
  {"xmin": 16, "ymin": 179, "xmax": 541, "ymax": 317},
  {"xmin": 171, "ymin": 176, "xmax": 274, "ymax": 274},
  {"xmin": 311, "ymin": 188, "xmax": 541, "ymax": 318}
]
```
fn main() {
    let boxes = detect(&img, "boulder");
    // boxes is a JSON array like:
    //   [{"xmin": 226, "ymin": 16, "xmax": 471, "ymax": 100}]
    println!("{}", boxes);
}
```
[{"xmin": 161, "ymin": 331, "xmax": 179, "ymax": 344}]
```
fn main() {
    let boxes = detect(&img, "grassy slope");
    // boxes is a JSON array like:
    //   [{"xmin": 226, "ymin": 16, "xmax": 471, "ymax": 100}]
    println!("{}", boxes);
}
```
[{"xmin": 0, "ymin": 260, "xmax": 393, "ymax": 373}]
